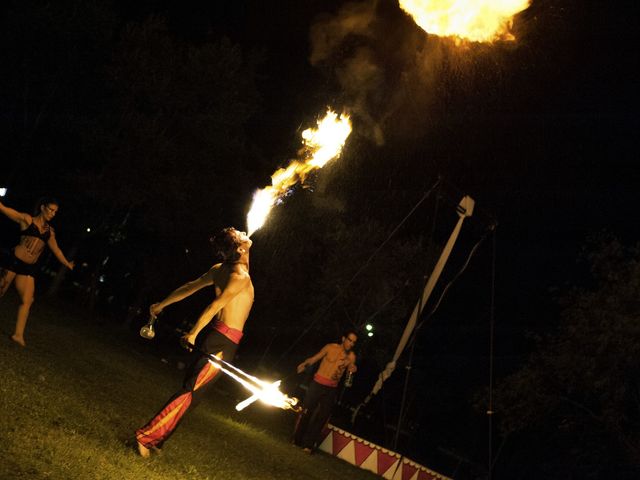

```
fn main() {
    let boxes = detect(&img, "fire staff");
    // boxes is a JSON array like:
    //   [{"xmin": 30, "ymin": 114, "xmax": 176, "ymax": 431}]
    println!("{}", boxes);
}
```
[
  {"xmin": 135, "ymin": 227, "xmax": 254, "ymax": 457},
  {"xmin": 293, "ymin": 331, "xmax": 358, "ymax": 453},
  {"xmin": 0, "ymin": 197, "xmax": 75, "ymax": 347}
]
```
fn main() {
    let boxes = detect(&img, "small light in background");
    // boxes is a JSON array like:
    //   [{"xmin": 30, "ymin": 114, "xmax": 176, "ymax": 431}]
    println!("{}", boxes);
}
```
[
  {"xmin": 86, "ymin": 227, "xmax": 91, "ymax": 233},
  {"xmin": 366, "ymin": 324, "xmax": 374, "ymax": 337},
  {"xmin": 0, "ymin": 187, "xmax": 7, "ymax": 197}
]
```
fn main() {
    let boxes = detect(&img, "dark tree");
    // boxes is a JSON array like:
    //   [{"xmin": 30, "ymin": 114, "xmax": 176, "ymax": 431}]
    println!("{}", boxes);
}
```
[
  {"xmin": 69, "ymin": 15, "xmax": 265, "ymax": 309},
  {"xmin": 491, "ymin": 235, "xmax": 640, "ymax": 477}
]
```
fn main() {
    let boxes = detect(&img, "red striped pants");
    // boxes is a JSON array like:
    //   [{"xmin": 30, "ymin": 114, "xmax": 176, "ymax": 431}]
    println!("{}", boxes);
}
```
[{"xmin": 135, "ymin": 329, "xmax": 239, "ymax": 448}]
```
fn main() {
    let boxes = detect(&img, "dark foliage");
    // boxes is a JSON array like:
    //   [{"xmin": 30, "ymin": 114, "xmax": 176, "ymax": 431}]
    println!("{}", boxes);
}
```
[{"xmin": 489, "ymin": 236, "xmax": 640, "ymax": 477}]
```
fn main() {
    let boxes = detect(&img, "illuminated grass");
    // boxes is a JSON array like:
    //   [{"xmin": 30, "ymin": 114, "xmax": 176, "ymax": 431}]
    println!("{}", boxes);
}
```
[{"xmin": 0, "ymin": 300, "xmax": 377, "ymax": 480}]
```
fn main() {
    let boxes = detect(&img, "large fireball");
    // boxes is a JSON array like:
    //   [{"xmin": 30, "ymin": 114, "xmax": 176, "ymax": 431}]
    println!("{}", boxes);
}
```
[{"xmin": 399, "ymin": 0, "xmax": 531, "ymax": 43}]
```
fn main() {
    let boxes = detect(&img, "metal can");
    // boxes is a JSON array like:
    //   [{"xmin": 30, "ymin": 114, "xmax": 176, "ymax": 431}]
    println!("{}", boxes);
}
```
[{"xmin": 344, "ymin": 371, "xmax": 354, "ymax": 387}]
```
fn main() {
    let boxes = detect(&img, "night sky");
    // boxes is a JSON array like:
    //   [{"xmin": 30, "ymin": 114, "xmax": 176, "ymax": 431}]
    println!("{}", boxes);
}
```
[
  {"xmin": 114, "ymin": 0, "xmax": 637, "ymax": 282},
  {"xmin": 1, "ymin": 0, "xmax": 638, "ymax": 478}
]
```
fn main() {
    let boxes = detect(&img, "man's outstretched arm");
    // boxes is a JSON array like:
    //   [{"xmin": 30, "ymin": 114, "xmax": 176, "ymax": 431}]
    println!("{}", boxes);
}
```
[{"xmin": 150, "ymin": 268, "xmax": 216, "ymax": 317}]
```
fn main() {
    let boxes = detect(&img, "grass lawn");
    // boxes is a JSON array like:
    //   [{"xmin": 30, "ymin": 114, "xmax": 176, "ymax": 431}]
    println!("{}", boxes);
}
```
[{"xmin": 0, "ymin": 299, "xmax": 379, "ymax": 480}]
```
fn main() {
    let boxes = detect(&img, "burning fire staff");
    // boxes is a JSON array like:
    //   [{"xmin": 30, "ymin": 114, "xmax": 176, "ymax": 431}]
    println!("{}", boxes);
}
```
[
  {"xmin": 135, "ymin": 227, "xmax": 254, "ymax": 457},
  {"xmin": 293, "ymin": 331, "xmax": 358, "ymax": 453},
  {"xmin": 0, "ymin": 197, "xmax": 75, "ymax": 347}
]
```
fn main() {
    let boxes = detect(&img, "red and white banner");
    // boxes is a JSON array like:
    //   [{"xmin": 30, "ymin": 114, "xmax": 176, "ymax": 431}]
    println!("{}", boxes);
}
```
[{"xmin": 318, "ymin": 424, "xmax": 451, "ymax": 480}]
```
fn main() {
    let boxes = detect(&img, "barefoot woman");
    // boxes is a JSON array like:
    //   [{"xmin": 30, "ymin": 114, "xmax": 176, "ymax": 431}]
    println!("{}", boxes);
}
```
[{"xmin": 0, "ymin": 197, "xmax": 75, "ymax": 346}]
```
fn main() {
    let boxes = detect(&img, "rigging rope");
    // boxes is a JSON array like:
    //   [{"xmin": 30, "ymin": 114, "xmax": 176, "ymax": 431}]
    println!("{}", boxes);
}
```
[
  {"xmin": 488, "ymin": 226, "xmax": 497, "ymax": 479},
  {"xmin": 275, "ymin": 178, "xmax": 442, "ymax": 365},
  {"xmin": 413, "ymin": 223, "xmax": 495, "ymax": 335},
  {"xmin": 352, "ymin": 220, "xmax": 495, "ymax": 422}
]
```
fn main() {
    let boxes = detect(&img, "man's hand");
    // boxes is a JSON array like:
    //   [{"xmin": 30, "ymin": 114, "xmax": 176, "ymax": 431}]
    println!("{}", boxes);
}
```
[
  {"xmin": 297, "ymin": 363, "xmax": 307, "ymax": 374},
  {"xmin": 149, "ymin": 303, "xmax": 163, "ymax": 319},
  {"xmin": 180, "ymin": 332, "xmax": 197, "ymax": 352},
  {"xmin": 67, "ymin": 260, "xmax": 75, "ymax": 270}
]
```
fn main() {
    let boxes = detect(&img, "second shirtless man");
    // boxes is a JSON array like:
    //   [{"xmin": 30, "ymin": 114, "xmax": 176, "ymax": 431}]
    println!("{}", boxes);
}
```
[{"xmin": 293, "ymin": 331, "xmax": 358, "ymax": 452}]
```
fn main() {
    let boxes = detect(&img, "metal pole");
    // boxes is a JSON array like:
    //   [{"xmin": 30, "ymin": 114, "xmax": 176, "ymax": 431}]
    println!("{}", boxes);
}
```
[{"xmin": 393, "ymin": 334, "xmax": 417, "ymax": 451}]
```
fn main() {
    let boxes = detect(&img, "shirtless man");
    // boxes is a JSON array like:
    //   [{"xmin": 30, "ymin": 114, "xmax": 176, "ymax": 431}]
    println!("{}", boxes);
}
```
[
  {"xmin": 0, "ymin": 197, "xmax": 75, "ymax": 346},
  {"xmin": 293, "ymin": 331, "xmax": 358, "ymax": 452},
  {"xmin": 135, "ymin": 227, "xmax": 254, "ymax": 457}
]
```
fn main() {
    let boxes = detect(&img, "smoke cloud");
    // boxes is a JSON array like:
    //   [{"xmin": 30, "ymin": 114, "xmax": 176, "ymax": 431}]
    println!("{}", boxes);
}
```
[
  {"xmin": 307, "ymin": 0, "xmax": 510, "ymax": 145},
  {"xmin": 308, "ymin": 0, "xmax": 437, "ymax": 145}
]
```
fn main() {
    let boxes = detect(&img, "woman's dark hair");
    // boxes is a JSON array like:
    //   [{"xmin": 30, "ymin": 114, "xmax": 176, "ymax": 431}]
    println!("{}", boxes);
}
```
[
  {"xmin": 210, "ymin": 227, "xmax": 240, "ymax": 262},
  {"xmin": 33, "ymin": 197, "xmax": 59, "ymax": 216}
]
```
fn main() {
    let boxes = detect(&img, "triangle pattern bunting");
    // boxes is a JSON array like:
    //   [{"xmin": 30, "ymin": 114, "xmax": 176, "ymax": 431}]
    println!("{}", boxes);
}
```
[
  {"xmin": 378, "ymin": 451, "xmax": 399, "ymax": 478},
  {"xmin": 354, "ymin": 440, "xmax": 374, "ymax": 466},
  {"xmin": 336, "ymin": 438, "xmax": 356, "ymax": 463},
  {"xmin": 332, "ymin": 430, "xmax": 352, "ymax": 455},
  {"xmin": 360, "ymin": 449, "xmax": 378, "ymax": 474},
  {"xmin": 402, "ymin": 462, "xmax": 418, "ymax": 480}
]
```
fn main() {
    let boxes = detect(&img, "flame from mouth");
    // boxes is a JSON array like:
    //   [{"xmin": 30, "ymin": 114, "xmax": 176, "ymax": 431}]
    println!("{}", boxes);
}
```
[{"xmin": 246, "ymin": 109, "xmax": 352, "ymax": 236}]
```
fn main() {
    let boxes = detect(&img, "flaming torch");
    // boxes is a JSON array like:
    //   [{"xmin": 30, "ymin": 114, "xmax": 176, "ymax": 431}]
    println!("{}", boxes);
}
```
[
  {"xmin": 399, "ymin": 0, "xmax": 531, "ymax": 43},
  {"xmin": 204, "ymin": 353, "xmax": 300, "ymax": 412},
  {"xmin": 246, "ymin": 108, "xmax": 352, "ymax": 236},
  {"xmin": 142, "ymin": 330, "xmax": 299, "ymax": 412}
]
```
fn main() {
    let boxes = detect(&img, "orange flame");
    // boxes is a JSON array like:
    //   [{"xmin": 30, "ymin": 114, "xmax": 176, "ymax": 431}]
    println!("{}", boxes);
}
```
[
  {"xmin": 399, "ymin": 0, "xmax": 530, "ymax": 43},
  {"xmin": 205, "ymin": 357, "xmax": 299, "ymax": 412},
  {"xmin": 246, "ymin": 109, "xmax": 352, "ymax": 236}
]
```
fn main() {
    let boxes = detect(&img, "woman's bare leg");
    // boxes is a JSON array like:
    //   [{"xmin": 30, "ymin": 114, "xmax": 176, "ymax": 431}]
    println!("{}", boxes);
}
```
[
  {"xmin": 12, "ymin": 274, "xmax": 35, "ymax": 346},
  {"xmin": 0, "ymin": 268, "xmax": 16, "ymax": 296}
]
